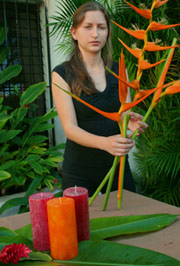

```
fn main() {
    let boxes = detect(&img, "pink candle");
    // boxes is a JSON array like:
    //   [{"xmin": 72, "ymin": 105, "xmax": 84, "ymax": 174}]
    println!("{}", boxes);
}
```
[
  {"xmin": 63, "ymin": 186, "xmax": 90, "ymax": 242},
  {"xmin": 29, "ymin": 192, "xmax": 54, "ymax": 251}
]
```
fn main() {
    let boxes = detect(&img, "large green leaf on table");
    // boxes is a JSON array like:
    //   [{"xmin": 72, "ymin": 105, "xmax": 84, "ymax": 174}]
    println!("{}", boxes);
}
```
[
  {"xmin": 3, "ymin": 262, "xmax": 60, "ymax": 266},
  {"xmin": 25, "ymin": 251, "xmax": 52, "ymax": 262},
  {"xmin": 15, "ymin": 224, "xmax": 32, "ymax": 239},
  {"xmin": 20, "ymin": 82, "xmax": 46, "ymax": 106},
  {"xmin": 0, "ymin": 170, "xmax": 11, "ymax": 181},
  {"xmin": 0, "ymin": 197, "xmax": 28, "ymax": 215},
  {"xmin": 0, "ymin": 227, "xmax": 17, "ymax": 237},
  {"xmin": 0, "ymin": 65, "xmax": 22, "ymax": 84},
  {"xmin": 0, "ymin": 235, "xmax": 33, "ymax": 249},
  {"xmin": 90, "ymin": 214, "xmax": 177, "ymax": 240},
  {"xmin": 58, "ymin": 239, "xmax": 180, "ymax": 266}
]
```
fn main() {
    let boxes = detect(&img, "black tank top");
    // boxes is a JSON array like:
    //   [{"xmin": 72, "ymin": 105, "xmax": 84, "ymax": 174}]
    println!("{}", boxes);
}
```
[{"xmin": 53, "ymin": 62, "xmax": 121, "ymax": 180}]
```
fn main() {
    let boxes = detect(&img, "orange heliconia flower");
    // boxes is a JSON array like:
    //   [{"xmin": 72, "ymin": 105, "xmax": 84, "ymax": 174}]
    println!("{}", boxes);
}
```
[
  {"xmin": 153, "ymin": 42, "xmax": 176, "ymax": 102},
  {"xmin": 106, "ymin": 66, "xmax": 140, "ymax": 90},
  {"xmin": 111, "ymin": 20, "xmax": 146, "ymax": 40},
  {"xmin": 154, "ymin": 0, "xmax": 169, "ymax": 8},
  {"xmin": 133, "ymin": 88, "xmax": 158, "ymax": 101},
  {"xmin": 139, "ymin": 58, "xmax": 165, "ymax": 70},
  {"xmin": 119, "ymin": 51, "xmax": 128, "ymax": 103},
  {"xmin": 118, "ymin": 39, "xmax": 141, "ymax": 59},
  {"xmin": 148, "ymin": 21, "xmax": 180, "ymax": 31},
  {"xmin": 124, "ymin": 1, "xmax": 152, "ymax": 19},
  {"xmin": 119, "ymin": 87, "xmax": 157, "ymax": 113},
  {"xmin": 162, "ymin": 81, "xmax": 180, "ymax": 95},
  {"xmin": 145, "ymin": 42, "xmax": 180, "ymax": 51}
]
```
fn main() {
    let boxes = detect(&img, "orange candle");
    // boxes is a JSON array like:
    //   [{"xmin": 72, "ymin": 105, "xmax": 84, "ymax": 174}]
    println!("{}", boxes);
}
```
[{"xmin": 47, "ymin": 197, "xmax": 78, "ymax": 260}]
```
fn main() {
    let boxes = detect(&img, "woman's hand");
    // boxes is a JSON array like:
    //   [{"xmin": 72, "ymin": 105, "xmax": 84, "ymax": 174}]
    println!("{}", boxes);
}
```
[
  {"xmin": 128, "ymin": 112, "xmax": 148, "ymax": 135},
  {"xmin": 102, "ymin": 134, "xmax": 134, "ymax": 156}
]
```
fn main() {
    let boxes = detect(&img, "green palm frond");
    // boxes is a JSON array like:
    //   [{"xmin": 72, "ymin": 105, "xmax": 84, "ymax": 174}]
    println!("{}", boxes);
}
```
[{"xmin": 49, "ymin": 0, "xmax": 77, "ymax": 40}]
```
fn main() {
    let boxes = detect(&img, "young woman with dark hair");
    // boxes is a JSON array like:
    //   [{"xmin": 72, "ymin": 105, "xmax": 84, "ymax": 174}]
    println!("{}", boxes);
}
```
[{"xmin": 52, "ymin": 1, "xmax": 147, "ymax": 196}]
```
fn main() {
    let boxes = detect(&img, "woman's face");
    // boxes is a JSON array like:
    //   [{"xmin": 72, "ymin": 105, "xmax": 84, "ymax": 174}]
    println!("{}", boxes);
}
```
[{"xmin": 71, "ymin": 10, "xmax": 108, "ymax": 55}]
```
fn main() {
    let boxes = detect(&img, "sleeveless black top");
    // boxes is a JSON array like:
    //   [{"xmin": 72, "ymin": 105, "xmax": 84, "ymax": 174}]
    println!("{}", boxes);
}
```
[{"xmin": 53, "ymin": 62, "xmax": 135, "ymax": 195}]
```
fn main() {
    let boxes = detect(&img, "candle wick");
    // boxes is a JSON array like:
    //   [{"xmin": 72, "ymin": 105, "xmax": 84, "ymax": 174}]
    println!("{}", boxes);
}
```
[{"xmin": 75, "ymin": 185, "xmax": 77, "ymax": 195}]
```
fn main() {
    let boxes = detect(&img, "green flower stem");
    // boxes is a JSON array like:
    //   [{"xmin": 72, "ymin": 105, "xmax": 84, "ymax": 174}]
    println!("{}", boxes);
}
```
[
  {"xmin": 118, "ymin": 114, "xmax": 129, "ymax": 209},
  {"xmin": 102, "ymin": 156, "xmax": 120, "ymax": 211},
  {"xmin": 88, "ymin": 156, "xmax": 120, "ymax": 206},
  {"xmin": 131, "ymin": 104, "xmax": 154, "ymax": 140}
]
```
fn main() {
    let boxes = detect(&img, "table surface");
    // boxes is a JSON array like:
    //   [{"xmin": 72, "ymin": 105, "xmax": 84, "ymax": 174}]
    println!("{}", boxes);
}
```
[{"xmin": 0, "ymin": 190, "xmax": 180, "ymax": 260}]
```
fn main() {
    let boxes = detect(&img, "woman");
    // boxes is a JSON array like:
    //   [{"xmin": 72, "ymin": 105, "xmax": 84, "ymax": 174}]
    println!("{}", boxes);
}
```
[{"xmin": 52, "ymin": 1, "xmax": 147, "ymax": 196}]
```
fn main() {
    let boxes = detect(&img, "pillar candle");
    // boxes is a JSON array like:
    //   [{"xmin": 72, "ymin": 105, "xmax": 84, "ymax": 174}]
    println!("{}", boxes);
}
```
[
  {"xmin": 47, "ymin": 197, "xmax": 78, "ymax": 260},
  {"xmin": 28, "ymin": 192, "xmax": 54, "ymax": 251},
  {"xmin": 63, "ymin": 186, "xmax": 90, "ymax": 242}
]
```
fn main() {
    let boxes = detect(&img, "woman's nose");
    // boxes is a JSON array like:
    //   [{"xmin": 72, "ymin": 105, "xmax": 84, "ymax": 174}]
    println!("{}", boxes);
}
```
[{"xmin": 92, "ymin": 26, "xmax": 98, "ymax": 37}]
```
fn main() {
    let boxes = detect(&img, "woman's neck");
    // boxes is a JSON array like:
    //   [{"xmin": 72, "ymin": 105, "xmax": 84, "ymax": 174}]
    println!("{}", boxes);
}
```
[{"xmin": 81, "ymin": 51, "xmax": 104, "ymax": 72}]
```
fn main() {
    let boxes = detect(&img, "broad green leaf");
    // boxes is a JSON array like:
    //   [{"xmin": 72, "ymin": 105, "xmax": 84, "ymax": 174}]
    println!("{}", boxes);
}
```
[
  {"xmin": 40, "ymin": 108, "xmax": 58, "ymax": 123},
  {"xmin": 27, "ymin": 251, "xmax": 52, "ymax": 262},
  {"xmin": 28, "ymin": 161, "xmax": 43, "ymax": 174},
  {"xmin": 0, "ymin": 235, "xmax": 33, "ymax": 249},
  {"xmin": 0, "ymin": 26, "xmax": 6, "ymax": 45},
  {"xmin": 0, "ymin": 170, "xmax": 11, "ymax": 181},
  {"xmin": 90, "ymin": 214, "xmax": 177, "ymax": 240},
  {"xmin": 0, "ymin": 160, "xmax": 16, "ymax": 170},
  {"xmin": 25, "ymin": 155, "xmax": 41, "ymax": 162},
  {"xmin": 0, "ymin": 227, "xmax": 17, "ymax": 237},
  {"xmin": 0, "ymin": 130, "xmax": 22, "ymax": 143},
  {"xmin": 0, "ymin": 65, "xmax": 22, "ymax": 84},
  {"xmin": 57, "ymin": 239, "xmax": 180, "ymax": 265},
  {"xmin": 49, "ymin": 157, "xmax": 64, "ymax": 163},
  {"xmin": 41, "ymin": 159, "xmax": 58, "ymax": 167},
  {"xmin": 0, "ymin": 197, "xmax": 28, "ymax": 215},
  {"xmin": 32, "ymin": 123, "xmax": 54, "ymax": 132},
  {"xmin": 11, "ymin": 107, "xmax": 28, "ymax": 128},
  {"xmin": 31, "ymin": 148, "xmax": 46, "ymax": 155},
  {"xmin": 27, "ymin": 135, "xmax": 48, "ymax": 144},
  {"xmin": 25, "ymin": 175, "xmax": 44, "ymax": 198},
  {"xmin": 0, "ymin": 46, "xmax": 7, "ymax": 64},
  {"xmin": 20, "ymin": 82, "xmax": 46, "ymax": 106},
  {"xmin": 6, "ymin": 262, "xmax": 60, "ymax": 266},
  {"xmin": 0, "ymin": 112, "xmax": 11, "ymax": 130},
  {"xmin": 15, "ymin": 224, "xmax": 32, "ymax": 239}
]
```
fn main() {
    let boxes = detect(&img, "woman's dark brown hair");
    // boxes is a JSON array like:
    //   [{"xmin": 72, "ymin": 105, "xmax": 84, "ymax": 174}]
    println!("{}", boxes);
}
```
[{"xmin": 66, "ymin": 1, "xmax": 112, "ymax": 96}]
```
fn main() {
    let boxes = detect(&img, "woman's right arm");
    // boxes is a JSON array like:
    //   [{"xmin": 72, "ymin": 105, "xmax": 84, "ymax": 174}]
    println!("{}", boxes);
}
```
[{"xmin": 52, "ymin": 71, "xmax": 134, "ymax": 156}]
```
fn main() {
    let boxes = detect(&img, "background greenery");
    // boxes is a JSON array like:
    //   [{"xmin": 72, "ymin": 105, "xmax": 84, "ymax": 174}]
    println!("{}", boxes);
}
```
[
  {"xmin": 0, "ymin": 26, "xmax": 64, "ymax": 215},
  {"xmin": 49, "ymin": 0, "xmax": 180, "ymax": 206}
]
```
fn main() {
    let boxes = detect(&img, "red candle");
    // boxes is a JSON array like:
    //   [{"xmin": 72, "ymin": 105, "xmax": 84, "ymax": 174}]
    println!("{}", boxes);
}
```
[
  {"xmin": 63, "ymin": 186, "xmax": 90, "ymax": 242},
  {"xmin": 29, "ymin": 192, "xmax": 54, "ymax": 251}
]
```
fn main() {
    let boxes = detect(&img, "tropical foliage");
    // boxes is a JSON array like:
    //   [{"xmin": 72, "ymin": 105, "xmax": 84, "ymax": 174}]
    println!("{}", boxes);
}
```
[{"xmin": 0, "ymin": 26, "xmax": 64, "ymax": 215}]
